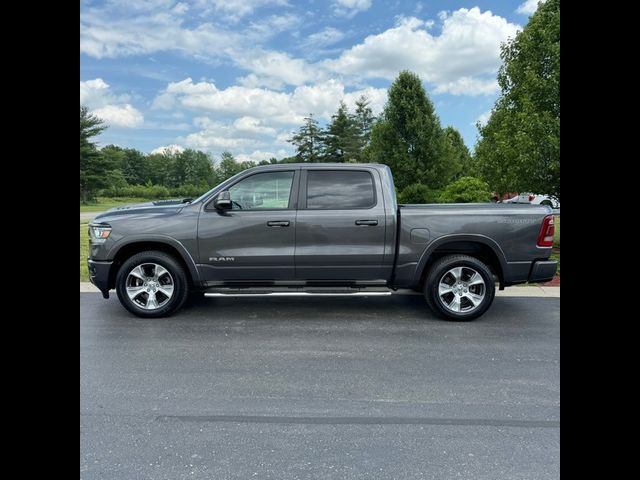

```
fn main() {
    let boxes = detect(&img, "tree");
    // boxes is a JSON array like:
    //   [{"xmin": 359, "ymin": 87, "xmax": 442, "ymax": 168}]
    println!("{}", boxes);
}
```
[
  {"xmin": 352, "ymin": 95, "xmax": 375, "ymax": 160},
  {"xmin": 368, "ymin": 71, "xmax": 447, "ymax": 191},
  {"xmin": 214, "ymin": 151, "xmax": 257, "ymax": 183},
  {"xmin": 474, "ymin": 0, "xmax": 560, "ymax": 200},
  {"xmin": 323, "ymin": 101, "xmax": 358, "ymax": 162},
  {"xmin": 398, "ymin": 183, "xmax": 441, "ymax": 204},
  {"xmin": 145, "ymin": 152, "xmax": 173, "ymax": 186},
  {"xmin": 80, "ymin": 105, "xmax": 108, "ymax": 202},
  {"xmin": 171, "ymin": 149, "xmax": 214, "ymax": 187},
  {"xmin": 98, "ymin": 145, "xmax": 129, "ymax": 190},
  {"xmin": 438, "ymin": 176, "xmax": 492, "ymax": 203},
  {"xmin": 288, "ymin": 114, "xmax": 323, "ymax": 162},
  {"xmin": 442, "ymin": 127, "xmax": 473, "ymax": 180},
  {"xmin": 120, "ymin": 148, "xmax": 149, "ymax": 185}
]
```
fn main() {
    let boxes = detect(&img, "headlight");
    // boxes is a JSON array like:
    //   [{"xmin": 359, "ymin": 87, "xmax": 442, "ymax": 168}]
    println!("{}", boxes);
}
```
[{"xmin": 89, "ymin": 224, "xmax": 112, "ymax": 242}]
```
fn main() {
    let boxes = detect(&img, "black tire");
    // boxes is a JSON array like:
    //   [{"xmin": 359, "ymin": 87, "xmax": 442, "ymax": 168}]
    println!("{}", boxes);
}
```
[
  {"xmin": 116, "ymin": 251, "xmax": 190, "ymax": 318},
  {"xmin": 424, "ymin": 254, "xmax": 495, "ymax": 321}
]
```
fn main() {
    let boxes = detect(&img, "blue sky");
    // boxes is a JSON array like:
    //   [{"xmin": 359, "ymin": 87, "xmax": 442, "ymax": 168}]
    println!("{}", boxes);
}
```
[{"xmin": 80, "ymin": 0, "xmax": 542, "ymax": 162}]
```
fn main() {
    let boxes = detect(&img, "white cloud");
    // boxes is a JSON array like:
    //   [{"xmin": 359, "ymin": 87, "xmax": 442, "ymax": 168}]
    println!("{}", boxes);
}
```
[
  {"xmin": 154, "ymin": 77, "xmax": 386, "ymax": 125},
  {"xmin": 80, "ymin": 78, "xmax": 111, "ymax": 104},
  {"xmin": 93, "ymin": 104, "xmax": 144, "ymax": 128},
  {"xmin": 237, "ymin": 73, "xmax": 291, "ymax": 90},
  {"xmin": 326, "ymin": 9, "xmax": 519, "ymax": 95},
  {"xmin": 80, "ymin": 1, "xmax": 294, "ymax": 60},
  {"xmin": 101, "ymin": 0, "xmax": 179, "ymax": 13},
  {"xmin": 81, "ymin": 6, "xmax": 311, "ymax": 90},
  {"xmin": 235, "ymin": 50, "xmax": 319, "ymax": 88},
  {"xmin": 157, "ymin": 77, "xmax": 387, "ymax": 158},
  {"xmin": 434, "ymin": 77, "xmax": 498, "ymax": 96},
  {"xmin": 233, "ymin": 116, "xmax": 277, "ymax": 135},
  {"xmin": 236, "ymin": 150, "xmax": 289, "ymax": 163},
  {"xmin": 82, "ymin": 3, "xmax": 519, "ymax": 97},
  {"xmin": 155, "ymin": 78, "xmax": 292, "ymax": 123},
  {"xmin": 150, "ymin": 144, "xmax": 185, "ymax": 155},
  {"xmin": 333, "ymin": 0, "xmax": 372, "ymax": 18},
  {"xmin": 80, "ymin": 78, "xmax": 144, "ymax": 128},
  {"xmin": 474, "ymin": 110, "xmax": 492, "ymax": 127},
  {"xmin": 301, "ymin": 27, "xmax": 346, "ymax": 49},
  {"xmin": 201, "ymin": 0, "xmax": 289, "ymax": 21},
  {"xmin": 516, "ymin": 0, "xmax": 544, "ymax": 15},
  {"xmin": 179, "ymin": 118, "xmax": 265, "ymax": 150},
  {"xmin": 80, "ymin": 10, "xmax": 235, "ymax": 59},
  {"xmin": 249, "ymin": 13, "xmax": 301, "ymax": 36}
]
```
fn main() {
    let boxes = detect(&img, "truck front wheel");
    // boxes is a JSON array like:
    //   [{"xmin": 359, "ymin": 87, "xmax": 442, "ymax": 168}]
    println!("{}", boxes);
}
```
[
  {"xmin": 115, "ymin": 251, "xmax": 190, "ymax": 318},
  {"xmin": 424, "ymin": 255, "xmax": 496, "ymax": 321}
]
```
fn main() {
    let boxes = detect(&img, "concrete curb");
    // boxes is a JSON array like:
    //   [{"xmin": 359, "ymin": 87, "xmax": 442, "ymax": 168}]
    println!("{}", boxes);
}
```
[
  {"xmin": 80, "ymin": 282, "xmax": 559, "ymax": 298},
  {"xmin": 81, "ymin": 282, "xmax": 101, "ymax": 292}
]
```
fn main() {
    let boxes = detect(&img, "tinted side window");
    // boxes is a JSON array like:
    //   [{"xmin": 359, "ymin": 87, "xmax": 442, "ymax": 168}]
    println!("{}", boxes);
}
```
[
  {"xmin": 229, "ymin": 171, "xmax": 294, "ymax": 210},
  {"xmin": 306, "ymin": 170, "xmax": 375, "ymax": 209}
]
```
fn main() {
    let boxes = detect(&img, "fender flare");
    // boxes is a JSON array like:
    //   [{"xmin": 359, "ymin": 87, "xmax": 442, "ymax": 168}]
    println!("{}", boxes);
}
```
[
  {"xmin": 413, "ymin": 234, "xmax": 509, "ymax": 285},
  {"xmin": 107, "ymin": 234, "xmax": 201, "ymax": 284}
]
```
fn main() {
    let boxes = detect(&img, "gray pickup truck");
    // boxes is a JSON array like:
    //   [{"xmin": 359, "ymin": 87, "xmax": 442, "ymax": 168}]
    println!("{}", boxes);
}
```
[{"xmin": 87, "ymin": 163, "xmax": 556, "ymax": 320}]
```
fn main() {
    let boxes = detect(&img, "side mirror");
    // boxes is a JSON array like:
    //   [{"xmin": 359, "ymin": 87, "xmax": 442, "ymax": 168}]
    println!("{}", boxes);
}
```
[{"xmin": 214, "ymin": 191, "xmax": 232, "ymax": 210}]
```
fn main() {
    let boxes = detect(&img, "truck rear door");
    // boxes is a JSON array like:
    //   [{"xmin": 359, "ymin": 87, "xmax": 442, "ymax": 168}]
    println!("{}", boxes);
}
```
[{"xmin": 294, "ymin": 168, "xmax": 387, "ymax": 281}]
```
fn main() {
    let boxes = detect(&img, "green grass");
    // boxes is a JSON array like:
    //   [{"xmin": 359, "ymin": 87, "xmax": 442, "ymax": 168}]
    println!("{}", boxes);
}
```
[
  {"xmin": 80, "ymin": 197, "xmax": 151, "ymax": 212},
  {"xmin": 80, "ymin": 222, "xmax": 90, "ymax": 281}
]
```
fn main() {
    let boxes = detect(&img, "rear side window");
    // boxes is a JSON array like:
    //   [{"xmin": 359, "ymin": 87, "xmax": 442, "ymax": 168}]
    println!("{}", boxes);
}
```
[{"xmin": 306, "ymin": 170, "xmax": 375, "ymax": 209}]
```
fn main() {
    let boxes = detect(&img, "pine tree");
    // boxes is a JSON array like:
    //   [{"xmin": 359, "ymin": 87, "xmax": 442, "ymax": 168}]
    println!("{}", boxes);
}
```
[
  {"xmin": 323, "ymin": 101, "xmax": 358, "ymax": 162},
  {"xmin": 80, "ymin": 105, "xmax": 108, "ymax": 202},
  {"xmin": 288, "ymin": 114, "xmax": 323, "ymax": 162},
  {"xmin": 352, "ymin": 95, "xmax": 375, "ymax": 160},
  {"xmin": 442, "ymin": 126, "xmax": 473, "ymax": 180},
  {"xmin": 368, "ymin": 71, "xmax": 447, "ymax": 190}
]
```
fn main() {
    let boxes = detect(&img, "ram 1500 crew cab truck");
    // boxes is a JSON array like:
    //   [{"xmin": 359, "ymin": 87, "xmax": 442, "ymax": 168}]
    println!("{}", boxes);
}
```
[{"xmin": 87, "ymin": 164, "xmax": 557, "ymax": 320}]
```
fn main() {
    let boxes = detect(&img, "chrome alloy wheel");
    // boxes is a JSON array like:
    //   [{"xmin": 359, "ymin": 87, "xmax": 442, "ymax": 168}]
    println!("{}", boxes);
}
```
[
  {"xmin": 437, "ymin": 266, "xmax": 486, "ymax": 313},
  {"xmin": 125, "ymin": 263, "xmax": 175, "ymax": 310}
]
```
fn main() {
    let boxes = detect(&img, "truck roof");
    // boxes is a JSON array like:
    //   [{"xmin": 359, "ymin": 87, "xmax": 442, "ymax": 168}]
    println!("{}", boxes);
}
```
[{"xmin": 245, "ymin": 163, "xmax": 389, "ymax": 170}]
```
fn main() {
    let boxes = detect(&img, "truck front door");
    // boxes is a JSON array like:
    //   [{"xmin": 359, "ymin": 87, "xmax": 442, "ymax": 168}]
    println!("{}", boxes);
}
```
[{"xmin": 197, "ymin": 169, "xmax": 299, "ymax": 282}]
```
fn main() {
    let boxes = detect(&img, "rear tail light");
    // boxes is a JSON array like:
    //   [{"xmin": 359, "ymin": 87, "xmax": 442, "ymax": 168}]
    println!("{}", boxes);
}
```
[
  {"xmin": 537, "ymin": 215, "xmax": 555, "ymax": 247},
  {"xmin": 528, "ymin": 194, "xmax": 535, "ymax": 202}
]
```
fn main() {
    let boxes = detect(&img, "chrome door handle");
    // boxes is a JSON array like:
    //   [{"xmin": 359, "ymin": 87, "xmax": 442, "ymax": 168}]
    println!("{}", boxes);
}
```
[{"xmin": 267, "ymin": 221, "xmax": 290, "ymax": 227}]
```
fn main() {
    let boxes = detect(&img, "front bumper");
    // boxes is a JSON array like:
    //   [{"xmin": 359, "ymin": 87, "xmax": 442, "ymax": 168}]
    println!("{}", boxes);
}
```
[
  {"xmin": 528, "ymin": 260, "xmax": 557, "ymax": 283},
  {"xmin": 87, "ymin": 259, "xmax": 113, "ymax": 298}
]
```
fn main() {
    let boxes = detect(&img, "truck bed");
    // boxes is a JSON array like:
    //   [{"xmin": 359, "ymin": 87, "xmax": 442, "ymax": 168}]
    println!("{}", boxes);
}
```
[{"xmin": 393, "ymin": 203, "xmax": 554, "ymax": 288}]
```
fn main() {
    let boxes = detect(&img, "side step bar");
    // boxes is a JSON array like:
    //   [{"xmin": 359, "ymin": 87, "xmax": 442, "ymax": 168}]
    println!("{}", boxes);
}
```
[{"xmin": 202, "ymin": 286, "xmax": 392, "ymax": 296}]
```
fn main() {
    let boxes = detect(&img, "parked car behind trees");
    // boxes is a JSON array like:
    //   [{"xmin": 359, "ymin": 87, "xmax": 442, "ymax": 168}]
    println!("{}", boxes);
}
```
[{"xmin": 499, "ymin": 193, "xmax": 560, "ymax": 209}]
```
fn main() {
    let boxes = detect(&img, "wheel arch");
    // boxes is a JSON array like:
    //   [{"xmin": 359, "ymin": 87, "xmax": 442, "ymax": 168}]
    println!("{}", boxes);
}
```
[
  {"xmin": 415, "ymin": 235, "xmax": 507, "ymax": 289},
  {"xmin": 107, "ymin": 236, "xmax": 200, "ymax": 290}
]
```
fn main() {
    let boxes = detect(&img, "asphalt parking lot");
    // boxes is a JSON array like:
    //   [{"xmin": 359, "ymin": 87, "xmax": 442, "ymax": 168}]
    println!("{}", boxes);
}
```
[{"xmin": 80, "ymin": 292, "xmax": 559, "ymax": 480}]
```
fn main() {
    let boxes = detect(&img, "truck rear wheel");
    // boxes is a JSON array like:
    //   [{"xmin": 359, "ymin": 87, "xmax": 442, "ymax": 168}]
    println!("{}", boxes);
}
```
[
  {"xmin": 424, "ymin": 255, "xmax": 495, "ymax": 321},
  {"xmin": 115, "ymin": 251, "xmax": 190, "ymax": 318}
]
